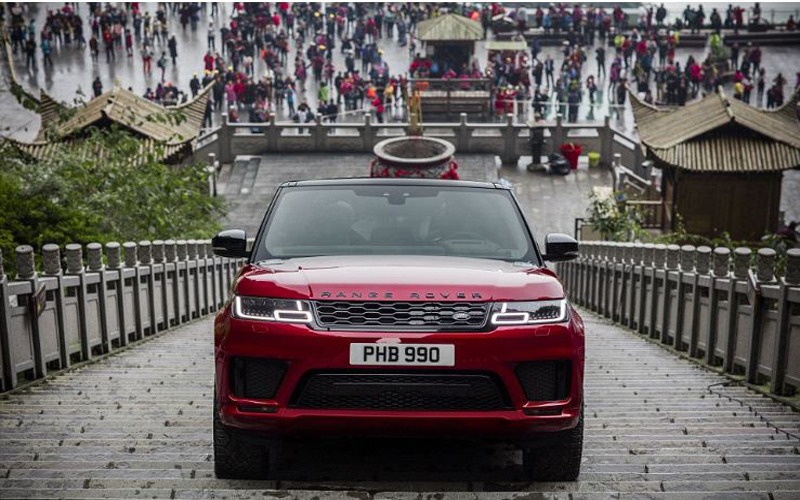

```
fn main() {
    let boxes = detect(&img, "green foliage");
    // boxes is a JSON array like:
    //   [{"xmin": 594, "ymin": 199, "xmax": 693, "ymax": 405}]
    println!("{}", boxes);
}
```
[
  {"xmin": 0, "ymin": 126, "xmax": 225, "ymax": 275},
  {"xmin": 586, "ymin": 190, "xmax": 643, "ymax": 241},
  {"xmin": 9, "ymin": 83, "xmax": 39, "ymax": 111}
]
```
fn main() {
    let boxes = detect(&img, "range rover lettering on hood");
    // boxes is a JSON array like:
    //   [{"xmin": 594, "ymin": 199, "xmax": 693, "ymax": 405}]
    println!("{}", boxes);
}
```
[{"xmin": 319, "ymin": 291, "xmax": 484, "ymax": 300}]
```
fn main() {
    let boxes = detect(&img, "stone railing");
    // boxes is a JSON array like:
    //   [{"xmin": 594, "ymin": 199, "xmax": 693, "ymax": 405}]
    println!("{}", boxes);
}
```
[
  {"xmin": 194, "ymin": 114, "xmax": 645, "ymax": 175},
  {"xmin": 0, "ymin": 241, "xmax": 245, "ymax": 392},
  {"xmin": 557, "ymin": 243, "xmax": 800, "ymax": 397}
]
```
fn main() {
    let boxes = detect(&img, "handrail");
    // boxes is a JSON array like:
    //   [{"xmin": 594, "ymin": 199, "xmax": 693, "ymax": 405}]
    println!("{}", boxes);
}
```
[
  {"xmin": 558, "ymin": 242, "xmax": 800, "ymax": 399},
  {"xmin": 0, "ymin": 242, "xmax": 244, "ymax": 392},
  {"xmin": 196, "ymin": 112, "xmax": 641, "ymax": 169}
]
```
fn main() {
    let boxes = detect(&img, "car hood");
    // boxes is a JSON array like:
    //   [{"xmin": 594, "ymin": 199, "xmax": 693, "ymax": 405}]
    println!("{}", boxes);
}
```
[{"xmin": 234, "ymin": 255, "xmax": 564, "ymax": 302}]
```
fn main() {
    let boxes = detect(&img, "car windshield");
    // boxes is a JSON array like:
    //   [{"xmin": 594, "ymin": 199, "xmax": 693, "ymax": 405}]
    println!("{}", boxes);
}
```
[{"xmin": 257, "ymin": 184, "xmax": 537, "ymax": 262}]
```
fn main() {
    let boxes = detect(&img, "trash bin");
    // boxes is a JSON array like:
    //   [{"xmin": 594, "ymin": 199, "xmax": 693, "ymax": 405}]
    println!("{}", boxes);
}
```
[
  {"xmin": 588, "ymin": 152, "xmax": 600, "ymax": 168},
  {"xmin": 560, "ymin": 142, "xmax": 582, "ymax": 171}
]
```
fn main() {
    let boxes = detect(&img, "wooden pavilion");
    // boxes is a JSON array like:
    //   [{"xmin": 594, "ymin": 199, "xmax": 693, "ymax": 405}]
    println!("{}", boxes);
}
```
[
  {"xmin": 413, "ymin": 13, "xmax": 490, "ymax": 119},
  {"xmin": 416, "ymin": 13, "xmax": 483, "ymax": 72},
  {"xmin": 630, "ymin": 89, "xmax": 800, "ymax": 241}
]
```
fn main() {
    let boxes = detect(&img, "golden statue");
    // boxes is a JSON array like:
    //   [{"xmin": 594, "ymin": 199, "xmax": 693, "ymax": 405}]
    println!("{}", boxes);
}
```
[{"xmin": 407, "ymin": 90, "xmax": 423, "ymax": 136}]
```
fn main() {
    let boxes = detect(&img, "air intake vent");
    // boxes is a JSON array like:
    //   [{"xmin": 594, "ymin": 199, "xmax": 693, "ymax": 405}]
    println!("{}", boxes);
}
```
[
  {"xmin": 516, "ymin": 361, "xmax": 571, "ymax": 401},
  {"xmin": 292, "ymin": 372, "xmax": 510, "ymax": 410},
  {"xmin": 230, "ymin": 357, "xmax": 287, "ymax": 399}
]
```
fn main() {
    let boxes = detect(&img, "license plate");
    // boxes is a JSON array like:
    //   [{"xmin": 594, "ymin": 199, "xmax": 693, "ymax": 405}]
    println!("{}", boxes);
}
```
[{"xmin": 349, "ymin": 343, "xmax": 455, "ymax": 366}]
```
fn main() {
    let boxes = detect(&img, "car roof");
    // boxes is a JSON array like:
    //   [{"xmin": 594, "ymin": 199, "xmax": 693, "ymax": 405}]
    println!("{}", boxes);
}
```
[{"xmin": 280, "ymin": 178, "xmax": 510, "ymax": 190}]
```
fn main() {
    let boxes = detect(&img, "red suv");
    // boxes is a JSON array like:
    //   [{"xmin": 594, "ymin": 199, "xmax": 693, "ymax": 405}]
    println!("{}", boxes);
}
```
[{"xmin": 212, "ymin": 179, "xmax": 584, "ymax": 481}]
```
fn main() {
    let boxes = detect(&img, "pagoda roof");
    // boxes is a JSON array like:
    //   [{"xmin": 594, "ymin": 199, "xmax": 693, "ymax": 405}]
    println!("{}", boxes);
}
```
[
  {"xmin": 630, "ymin": 88, "xmax": 800, "ymax": 172},
  {"xmin": 52, "ymin": 84, "xmax": 211, "ymax": 145}
]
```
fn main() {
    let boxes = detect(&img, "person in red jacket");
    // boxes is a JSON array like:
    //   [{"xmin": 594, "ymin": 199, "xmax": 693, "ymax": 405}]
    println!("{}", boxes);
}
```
[{"xmin": 372, "ymin": 95, "xmax": 385, "ymax": 123}]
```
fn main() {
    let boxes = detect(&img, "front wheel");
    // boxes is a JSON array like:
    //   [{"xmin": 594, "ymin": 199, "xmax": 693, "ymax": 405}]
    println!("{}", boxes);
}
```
[
  {"xmin": 521, "ymin": 410, "xmax": 583, "ymax": 481},
  {"xmin": 213, "ymin": 397, "xmax": 275, "ymax": 479}
]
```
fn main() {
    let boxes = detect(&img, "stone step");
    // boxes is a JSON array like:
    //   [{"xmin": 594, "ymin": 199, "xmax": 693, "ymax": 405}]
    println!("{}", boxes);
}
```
[{"xmin": 1, "ymin": 311, "xmax": 799, "ymax": 497}]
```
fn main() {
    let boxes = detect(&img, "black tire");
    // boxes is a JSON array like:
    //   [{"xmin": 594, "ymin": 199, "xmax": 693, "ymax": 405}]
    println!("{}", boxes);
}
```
[
  {"xmin": 213, "ymin": 397, "xmax": 270, "ymax": 480},
  {"xmin": 522, "ymin": 410, "xmax": 583, "ymax": 481}
]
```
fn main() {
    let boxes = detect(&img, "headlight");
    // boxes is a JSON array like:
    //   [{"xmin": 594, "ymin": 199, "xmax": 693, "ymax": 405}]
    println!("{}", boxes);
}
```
[
  {"xmin": 491, "ymin": 299, "xmax": 568, "ymax": 325},
  {"xmin": 233, "ymin": 296, "xmax": 313, "ymax": 323}
]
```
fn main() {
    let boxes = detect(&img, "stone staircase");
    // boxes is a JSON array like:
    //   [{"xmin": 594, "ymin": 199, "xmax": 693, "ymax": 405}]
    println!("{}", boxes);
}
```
[{"xmin": 1, "ymin": 311, "xmax": 799, "ymax": 498}]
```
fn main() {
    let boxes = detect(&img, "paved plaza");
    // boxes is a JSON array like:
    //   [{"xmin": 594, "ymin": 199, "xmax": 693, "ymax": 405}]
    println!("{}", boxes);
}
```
[
  {"xmin": 4, "ymin": 2, "xmax": 800, "ymax": 133},
  {"xmin": 3, "ymin": 2, "xmax": 800, "ymax": 228}
]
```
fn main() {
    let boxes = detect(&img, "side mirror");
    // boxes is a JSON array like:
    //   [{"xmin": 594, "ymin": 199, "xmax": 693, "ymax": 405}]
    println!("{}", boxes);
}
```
[
  {"xmin": 212, "ymin": 229, "xmax": 249, "ymax": 258},
  {"xmin": 543, "ymin": 233, "xmax": 579, "ymax": 262}
]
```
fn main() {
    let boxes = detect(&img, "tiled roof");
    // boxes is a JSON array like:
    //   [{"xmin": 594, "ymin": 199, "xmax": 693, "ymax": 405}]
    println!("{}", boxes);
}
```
[
  {"xmin": 417, "ymin": 14, "xmax": 483, "ymax": 42},
  {"xmin": 631, "ymin": 88, "xmax": 800, "ymax": 172},
  {"xmin": 3, "ymin": 135, "xmax": 191, "ymax": 165},
  {"xmin": 54, "ymin": 84, "xmax": 211, "ymax": 145}
]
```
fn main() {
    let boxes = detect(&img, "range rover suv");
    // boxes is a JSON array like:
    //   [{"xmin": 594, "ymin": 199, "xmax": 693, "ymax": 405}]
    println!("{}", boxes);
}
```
[{"xmin": 212, "ymin": 178, "xmax": 584, "ymax": 481}]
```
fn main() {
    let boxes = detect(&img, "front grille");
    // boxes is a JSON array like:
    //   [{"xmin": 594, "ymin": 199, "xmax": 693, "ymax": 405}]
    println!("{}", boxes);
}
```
[
  {"xmin": 292, "ymin": 372, "xmax": 510, "ymax": 410},
  {"xmin": 313, "ymin": 301, "xmax": 489, "ymax": 331},
  {"xmin": 230, "ymin": 357, "xmax": 287, "ymax": 399},
  {"xmin": 516, "ymin": 361, "xmax": 571, "ymax": 401}
]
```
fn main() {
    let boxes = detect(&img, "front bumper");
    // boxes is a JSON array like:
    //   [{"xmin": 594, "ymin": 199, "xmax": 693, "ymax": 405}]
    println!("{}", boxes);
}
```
[{"xmin": 214, "ymin": 307, "xmax": 584, "ymax": 439}]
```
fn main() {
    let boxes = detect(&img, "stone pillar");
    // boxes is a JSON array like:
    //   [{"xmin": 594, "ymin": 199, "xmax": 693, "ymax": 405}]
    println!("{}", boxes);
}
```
[
  {"xmin": 642, "ymin": 244, "xmax": 655, "ymax": 267},
  {"xmin": 197, "ymin": 241, "xmax": 207, "ymax": 259},
  {"xmin": 176, "ymin": 240, "xmax": 188, "ymax": 261},
  {"xmin": 666, "ymin": 244, "xmax": 680, "ymax": 270},
  {"xmin": 553, "ymin": 114, "xmax": 565, "ymax": 151},
  {"xmin": 756, "ymin": 248, "xmax": 776, "ymax": 282},
  {"xmin": 654, "ymin": 244, "xmax": 667, "ymax": 268},
  {"xmin": 612, "ymin": 243, "xmax": 623, "ymax": 263},
  {"xmin": 457, "ymin": 113, "xmax": 469, "ymax": 152},
  {"xmin": 137, "ymin": 241, "xmax": 152, "ymax": 265},
  {"xmin": 362, "ymin": 113, "xmax": 375, "ymax": 152},
  {"xmin": 733, "ymin": 247, "xmax": 752, "ymax": 279},
  {"xmin": 42, "ymin": 244, "xmax": 62, "ymax": 275},
  {"xmin": 600, "ymin": 115, "xmax": 612, "ymax": 168},
  {"xmin": 123, "ymin": 242, "xmax": 138, "ymax": 268},
  {"xmin": 786, "ymin": 248, "xmax": 800, "ymax": 285},
  {"xmin": 713, "ymin": 247, "xmax": 731, "ymax": 277},
  {"xmin": 187, "ymin": 240, "xmax": 198, "ymax": 260},
  {"xmin": 501, "ymin": 113, "xmax": 519, "ymax": 165},
  {"xmin": 152, "ymin": 240, "xmax": 165, "ymax": 263},
  {"xmin": 219, "ymin": 112, "xmax": 233, "ymax": 164},
  {"xmin": 65, "ymin": 244, "xmax": 83, "ymax": 274},
  {"xmin": 680, "ymin": 245, "xmax": 696, "ymax": 272},
  {"xmin": 622, "ymin": 243, "xmax": 634, "ymax": 264},
  {"xmin": 16, "ymin": 246, "xmax": 35, "ymax": 279},
  {"xmin": 633, "ymin": 243, "xmax": 644, "ymax": 265},
  {"xmin": 106, "ymin": 243, "xmax": 121, "ymax": 269},
  {"xmin": 696, "ymin": 246, "xmax": 712, "ymax": 275},
  {"xmin": 164, "ymin": 240, "xmax": 177, "ymax": 262},
  {"xmin": 85, "ymin": 243, "xmax": 103, "ymax": 272}
]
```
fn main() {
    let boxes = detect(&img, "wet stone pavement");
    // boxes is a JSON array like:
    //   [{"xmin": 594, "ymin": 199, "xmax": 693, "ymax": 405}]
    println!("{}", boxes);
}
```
[
  {"xmin": 3, "ymin": 2, "xmax": 800, "ymax": 224},
  {"xmin": 1, "ymin": 312, "xmax": 800, "ymax": 498},
  {"xmin": 216, "ymin": 153, "xmax": 612, "ymax": 246}
]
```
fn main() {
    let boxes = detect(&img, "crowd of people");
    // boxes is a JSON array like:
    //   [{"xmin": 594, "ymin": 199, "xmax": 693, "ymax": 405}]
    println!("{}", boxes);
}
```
[{"xmin": 2, "ymin": 2, "xmax": 796, "ymax": 129}]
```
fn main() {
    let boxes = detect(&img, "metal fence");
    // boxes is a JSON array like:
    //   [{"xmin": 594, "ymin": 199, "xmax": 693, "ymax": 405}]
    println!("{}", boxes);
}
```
[
  {"xmin": 0, "ymin": 241, "xmax": 244, "ymax": 392},
  {"xmin": 557, "ymin": 242, "xmax": 800, "ymax": 396}
]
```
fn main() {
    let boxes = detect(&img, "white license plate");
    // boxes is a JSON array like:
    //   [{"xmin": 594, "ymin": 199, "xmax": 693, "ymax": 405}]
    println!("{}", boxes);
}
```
[{"xmin": 349, "ymin": 343, "xmax": 455, "ymax": 366}]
